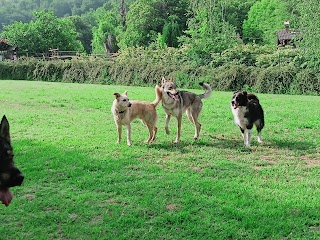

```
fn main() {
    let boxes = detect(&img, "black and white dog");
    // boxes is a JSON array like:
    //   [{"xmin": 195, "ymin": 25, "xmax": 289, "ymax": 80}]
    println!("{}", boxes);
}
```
[{"xmin": 231, "ymin": 91, "xmax": 264, "ymax": 147}]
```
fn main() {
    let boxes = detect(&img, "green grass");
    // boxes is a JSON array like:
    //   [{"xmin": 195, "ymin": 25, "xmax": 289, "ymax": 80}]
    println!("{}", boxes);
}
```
[{"xmin": 0, "ymin": 80, "xmax": 319, "ymax": 239}]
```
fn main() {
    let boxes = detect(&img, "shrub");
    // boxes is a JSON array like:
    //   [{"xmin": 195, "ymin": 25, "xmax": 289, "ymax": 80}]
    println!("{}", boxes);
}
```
[
  {"xmin": 255, "ymin": 65, "xmax": 297, "ymax": 94},
  {"xmin": 0, "ymin": 46, "xmax": 319, "ymax": 96}
]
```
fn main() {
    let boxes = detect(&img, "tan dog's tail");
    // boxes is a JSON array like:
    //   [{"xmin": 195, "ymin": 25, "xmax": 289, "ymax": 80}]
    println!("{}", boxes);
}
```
[
  {"xmin": 198, "ymin": 82, "xmax": 212, "ymax": 99},
  {"xmin": 152, "ymin": 84, "xmax": 162, "ymax": 107}
]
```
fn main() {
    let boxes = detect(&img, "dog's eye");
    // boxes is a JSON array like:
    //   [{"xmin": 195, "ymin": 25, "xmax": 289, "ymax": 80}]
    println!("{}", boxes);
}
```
[{"xmin": 123, "ymin": 99, "xmax": 127, "ymax": 102}]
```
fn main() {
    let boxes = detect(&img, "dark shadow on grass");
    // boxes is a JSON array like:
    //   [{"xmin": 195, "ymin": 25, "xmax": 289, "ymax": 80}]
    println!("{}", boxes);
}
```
[
  {"xmin": 268, "ymin": 139, "xmax": 317, "ymax": 151},
  {"xmin": 148, "ymin": 136, "xmax": 253, "ymax": 153}
]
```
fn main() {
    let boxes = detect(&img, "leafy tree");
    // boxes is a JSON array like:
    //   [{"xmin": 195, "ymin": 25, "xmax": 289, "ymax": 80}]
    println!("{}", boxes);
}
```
[
  {"xmin": 0, "ymin": 0, "xmax": 106, "ymax": 31},
  {"xmin": 162, "ymin": 15, "xmax": 182, "ymax": 48},
  {"xmin": 69, "ymin": 15, "xmax": 93, "ymax": 54},
  {"xmin": 242, "ymin": 0, "xmax": 291, "ymax": 45},
  {"xmin": 180, "ymin": 0, "xmax": 239, "ymax": 64},
  {"xmin": 119, "ymin": 0, "xmax": 188, "ymax": 48},
  {"xmin": 92, "ymin": 8, "xmax": 121, "ymax": 54},
  {"xmin": 297, "ymin": 1, "xmax": 320, "ymax": 69},
  {"xmin": 2, "ymin": 10, "xmax": 83, "ymax": 53},
  {"xmin": 222, "ymin": 0, "xmax": 257, "ymax": 38}
]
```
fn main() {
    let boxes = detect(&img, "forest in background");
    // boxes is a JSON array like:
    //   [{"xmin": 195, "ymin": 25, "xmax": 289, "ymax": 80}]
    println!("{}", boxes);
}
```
[{"xmin": 0, "ymin": 0, "xmax": 319, "ymax": 95}]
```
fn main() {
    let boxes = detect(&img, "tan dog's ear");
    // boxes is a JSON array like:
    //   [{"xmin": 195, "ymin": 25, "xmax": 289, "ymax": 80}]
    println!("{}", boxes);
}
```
[
  {"xmin": 123, "ymin": 91, "xmax": 128, "ymax": 96},
  {"xmin": 169, "ymin": 76, "xmax": 173, "ymax": 82},
  {"xmin": 114, "ymin": 93, "xmax": 120, "ymax": 99}
]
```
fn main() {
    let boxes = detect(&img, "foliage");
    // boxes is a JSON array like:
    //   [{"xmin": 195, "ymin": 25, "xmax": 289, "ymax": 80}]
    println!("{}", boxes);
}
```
[
  {"xmin": 118, "ymin": 0, "xmax": 188, "ymax": 48},
  {"xmin": 297, "ymin": 1, "xmax": 320, "ymax": 70},
  {"xmin": 68, "ymin": 16, "xmax": 93, "ymax": 54},
  {"xmin": 92, "ymin": 6, "xmax": 122, "ymax": 54},
  {"xmin": 223, "ymin": 0, "xmax": 257, "ymax": 38},
  {"xmin": 243, "ymin": 0, "xmax": 291, "ymax": 45},
  {"xmin": 1, "ymin": 0, "xmax": 320, "ymax": 93},
  {"xmin": 2, "ymin": 10, "xmax": 84, "ymax": 53},
  {"xmin": 0, "ymin": 57, "xmax": 113, "ymax": 84},
  {"xmin": 0, "ymin": 0, "xmax": 106, "ymax": 31},
  {"xmin": 0, "ymin": 44, "xmax": 319, "ymax": 96},
  {"xmin": 180, "ymin": 0, "xmax": 240, "ymax": 65}
]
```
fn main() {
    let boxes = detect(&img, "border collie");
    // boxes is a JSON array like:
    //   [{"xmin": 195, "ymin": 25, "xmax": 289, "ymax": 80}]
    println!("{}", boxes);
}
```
[{"xmin": 231, "ymin": 91, "xmax": 264, "ymax": 147}]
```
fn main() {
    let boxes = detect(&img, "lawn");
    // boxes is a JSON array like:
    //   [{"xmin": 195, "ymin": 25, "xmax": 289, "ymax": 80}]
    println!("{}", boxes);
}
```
[{"xmin": 0, "ymin": 80, "xmax": 319, "ymax": 239}]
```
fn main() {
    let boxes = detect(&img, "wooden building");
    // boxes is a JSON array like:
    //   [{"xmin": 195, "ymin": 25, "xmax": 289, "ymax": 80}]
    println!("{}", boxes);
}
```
[
  {"xmin": 277, "ymin": 21, "xmax": 301, "ymax": 48},
  {"xmin": 0, "ymin": 38, "xmax": 17, "ymax": 60}
]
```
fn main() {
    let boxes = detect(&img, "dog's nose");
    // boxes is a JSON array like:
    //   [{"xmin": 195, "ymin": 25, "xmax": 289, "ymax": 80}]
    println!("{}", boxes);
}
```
[
  {"xmin": 13, "ymin": 174, "xmax": 24, "ymax": 186},
  {"xmin": 7, "ymin": 173, "xmax": 24, "ymax": 188},
  {"xmin": 231, "ymin": 100, "xmax": 235, "ymax": 105},
  {"xmin": 128, "ymin": 103, "xmax": 132, "ymax": 107}
]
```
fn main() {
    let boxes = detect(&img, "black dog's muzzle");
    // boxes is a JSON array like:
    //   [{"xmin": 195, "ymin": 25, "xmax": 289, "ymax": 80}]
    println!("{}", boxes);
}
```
[{"xmin": 0, "ymin": 168, "xmax": 24, "ymax": 189}]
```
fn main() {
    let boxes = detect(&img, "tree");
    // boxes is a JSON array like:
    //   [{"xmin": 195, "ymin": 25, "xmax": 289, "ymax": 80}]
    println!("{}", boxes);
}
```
[
  {"xmin": 180, "ymin": 0, "xmax": 239, "ymax": 64},
  {"xmin": 242, "ymin": 0, "xmax": 291, "ymax": 45},
  {"xmin": 2, "ymin": 10, "xmax": 83, "ymax": 53},
  {"xmin": 69, "ymin": 15, "xmax": 93, "ymax": 54},
  {"xmin": 118, "ymin": 0, "xmax": 188, "ymax": 48},
  {"xmin": 91, "ymin": 5, "xmax": 122, "ymax": 54},
  {"xmin": 298, "ymin": 1, "xmax": 320, "ymax": 69},
  {"xmin": 222, "ymin": 0, "xmax": 257, "ymax": 38}
]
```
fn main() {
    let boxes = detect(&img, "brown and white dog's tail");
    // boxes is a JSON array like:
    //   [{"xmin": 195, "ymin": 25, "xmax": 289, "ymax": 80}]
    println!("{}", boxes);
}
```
[
  {"xmin": 152, "ymin": 84, "xmax": 162, "ymax": 107},
  {"xmin": 198, "ymin": 82, "xmax": 212, "ymax": 99}
]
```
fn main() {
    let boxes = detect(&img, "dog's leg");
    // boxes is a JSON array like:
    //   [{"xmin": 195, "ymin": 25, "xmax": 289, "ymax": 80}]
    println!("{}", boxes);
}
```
[
  {"xmin": 256, "ymin": 124, "xmax": 263, "ymax": 143},
  {"xmin": 165, "ymin": 114, "xmax": 171, "ymax": 135},
  {"xmin": 187, "ymin": 110, "xmax": 201, "ymax": 140},
  {"xmin": 244, "ymin": 129, "xmax": 252, "ymax": 147},
  {"xmin": 239, "ymin": 127, "xmax": 245, "ymax": 139},
  {"xmin": 126, "ymin": 124, "xmax": 132, "ymax": 146},
  {"xmin": 152, "ymin": 126, "xmax": 157, "ymax": 142},
  {"xmin": 175, "ymin": 115, "xmax": 182, "ymax": 143},
  {"xmin": 257, "ymin": 130, "xmax": 263, "ymax": 143},
  {"xmin": 146, "ymin": 124, "xmax": 154, "ymax": 144},
  {"xmin": 116, "ymin": 124, "xmax": 122, "ymax": 144}
]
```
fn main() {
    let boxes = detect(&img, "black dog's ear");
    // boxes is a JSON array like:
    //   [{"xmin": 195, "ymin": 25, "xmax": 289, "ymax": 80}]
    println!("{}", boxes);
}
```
[
  {"xmin": 0, "ymin": 115, "xmax": 10, "ymax": 142},
  {"xmin": 243, "ymin": 91, "xmax": 247, "ymax": 97}
]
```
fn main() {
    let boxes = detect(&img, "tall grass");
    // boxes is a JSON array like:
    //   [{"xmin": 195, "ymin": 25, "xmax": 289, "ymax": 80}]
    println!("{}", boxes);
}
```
[{"xmin": 0, "ymin": 80, "xmax": 319, "ymax": 239}]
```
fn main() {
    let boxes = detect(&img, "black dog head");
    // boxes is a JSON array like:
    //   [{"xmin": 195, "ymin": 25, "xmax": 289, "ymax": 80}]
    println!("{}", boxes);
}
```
[
  {"xmin": 0, "ymin": 115, "xmax": 24, "ymax": 190},
  {"xmin": 231, "ymin": 91, "xmax": 248, "ymax": 109}
]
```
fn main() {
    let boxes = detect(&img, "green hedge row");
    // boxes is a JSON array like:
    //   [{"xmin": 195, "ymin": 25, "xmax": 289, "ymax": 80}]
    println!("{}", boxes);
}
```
[{"xmin": 0, "ymin": 47, "xmax": 319, "ymax": 95}]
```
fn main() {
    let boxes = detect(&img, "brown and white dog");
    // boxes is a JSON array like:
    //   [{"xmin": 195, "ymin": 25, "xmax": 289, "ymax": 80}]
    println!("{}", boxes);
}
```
[
  {"xmin": 155, "ymin": 77, "xmax": 212, "ymax": 143},
  {"xmin": 111, "ymin": 87, "xmax": 161, "ymax": 146},
  {"xmin": 231, "ymin": 91, "xmax": 265, "ymax": 147}
]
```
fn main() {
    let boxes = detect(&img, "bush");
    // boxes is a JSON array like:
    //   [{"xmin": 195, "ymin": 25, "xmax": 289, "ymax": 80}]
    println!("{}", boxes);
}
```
[
  {"xmin": 0, "ymin": 46, "xmax": 319, "ymax": 96},
  {"xmin": 290, "ymin": 69, "xmax": 320, "ymax": 95},
  {"xmin": 255, "ymin": 65, "xmax": 297, "ymax": 94}
]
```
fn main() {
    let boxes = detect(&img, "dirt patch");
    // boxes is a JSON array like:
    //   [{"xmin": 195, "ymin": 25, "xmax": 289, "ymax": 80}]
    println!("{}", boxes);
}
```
[
  {"xmin": 300, "ymin": 153, "xmax": 320, "ymax": 167},
  {"xmin": 166, "ymin": 204, "xmax": 180, "ymax": 211}
]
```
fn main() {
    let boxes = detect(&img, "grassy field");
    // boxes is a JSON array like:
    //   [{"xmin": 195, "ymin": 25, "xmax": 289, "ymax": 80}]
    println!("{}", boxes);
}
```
[{"xmin": 0, "ymin": 80, "xmax": 319, "ymax": 239}]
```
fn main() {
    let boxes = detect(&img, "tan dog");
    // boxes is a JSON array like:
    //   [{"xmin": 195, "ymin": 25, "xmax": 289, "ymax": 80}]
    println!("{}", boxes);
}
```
[
  {"xmin": 111, "ymin": 87, "xmax": 161, "ymax": 146},
  {"xmin": 156, "ymin": 77, "xmax": 212, "ymax": 143}
]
